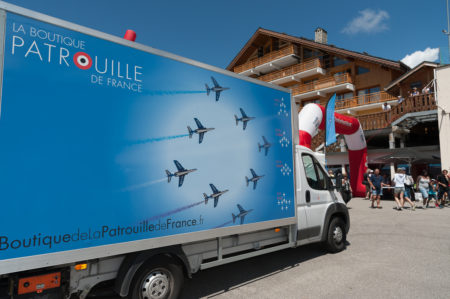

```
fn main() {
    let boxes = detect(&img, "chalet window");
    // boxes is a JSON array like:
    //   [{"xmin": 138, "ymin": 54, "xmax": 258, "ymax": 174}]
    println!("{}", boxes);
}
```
[
  {"xmin": 302, "ymin": 99, "xmax": 320, "ymax": 107},
  {"xmin": 273, "ymin": 39, "xmax": 279, "ymax": 51},
  {"xmin": 265, "ymin": 45, "xmax": 271, "ymax": 54},
  {"xmin": 279, "ymin": 40, "xmax": 289, "ymax": 48},
  {"xmin": 357, "ymin": 86, "xmax": 381, "ymax": 104},
  {"xmin": 303, "ymin": 48, "xmax": 320, "ymax": 60},
  {"xmin": 257, "ymin": 46, "xmax": 264, "ymax": 58},
  {"xmin": 410, "ymin": 81, "xmax": 422, "ymax": 90},
  {"xmin": 333, "ymin": 56, "xmax": 349, "ymax": 67},
  {"xmin": 336, "ymin": 92, "xmax": 353, "ymax": 108},
  {"xmin": 336, "ymin": 92, "xmax": 353, "ymax": 101},
  {"xmin": 357, "ymin": 66, "xmax": 370, "ymax": 75},
  {"xmin": 322, "ymin": 54, "xmax": 331, "ymax": 68}
]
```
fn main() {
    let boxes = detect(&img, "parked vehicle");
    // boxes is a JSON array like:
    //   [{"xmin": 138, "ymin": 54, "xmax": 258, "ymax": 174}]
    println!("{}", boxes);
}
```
[{"xmin": 0, "ymin": 2, "xmax": 349, "ymax": 298}]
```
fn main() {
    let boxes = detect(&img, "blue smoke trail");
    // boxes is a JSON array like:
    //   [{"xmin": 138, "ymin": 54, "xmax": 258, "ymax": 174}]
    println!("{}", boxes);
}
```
[
  {"xmin": 146, "ymin": 90, "xmax": 207, "ymax": 96},
  {"xmin": 215, "ymin": 220, "xmax": 233, "ymax": 228},
  {"xmin": 147, "ymin": 200, "xmax": 205, "ymax": 222},
  {"xmin": 131, "ymin": 134, "xmax": 189, "ymax": 145}
]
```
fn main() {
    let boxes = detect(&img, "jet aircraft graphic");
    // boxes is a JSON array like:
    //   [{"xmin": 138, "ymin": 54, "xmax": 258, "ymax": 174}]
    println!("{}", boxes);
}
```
[
  {"xmin": 188, "ymin": 118, "xmax": 214, "ymax": 144},
  {"xmin": 203, "ymin": 183, "xmax": 229, "ymax": 208},
  {"xmin": 234, "ymin": 108, "xmax": 255, "ymax": 130},
  {"xmin": 205, "ymin": 76, "xmax": 229, "ymax": 101},
  {"xmin": 258, "ymin": 136, "xmax": 272, "ymax": 156},
  {"xmin": 245, "ymin": 168, "xmax": 265, "ymax": 190},
  {"xmin": 166, "ymin": 160, "xmax": 197, "ymax": 187},
  {"xmin": 232, "ymin": 204, "xmax": 254, "ymax": 225}
]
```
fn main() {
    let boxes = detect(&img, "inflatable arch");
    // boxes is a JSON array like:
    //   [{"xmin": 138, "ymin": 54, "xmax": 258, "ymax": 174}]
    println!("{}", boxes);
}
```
[{"xmin": 298, "ymin": 103, "xmax": 367, "ymax": 197}]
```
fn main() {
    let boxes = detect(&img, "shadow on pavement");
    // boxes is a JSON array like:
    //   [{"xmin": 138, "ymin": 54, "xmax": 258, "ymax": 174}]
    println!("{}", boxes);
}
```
[{"xmin": 180, "ymin": 243, "xmax": 329, "ymax": 298}]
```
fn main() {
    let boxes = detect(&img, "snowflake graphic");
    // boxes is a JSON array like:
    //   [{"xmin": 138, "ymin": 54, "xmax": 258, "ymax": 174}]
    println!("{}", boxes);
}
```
[
  {"xmin": 278, "ymin": 98, "xmax": 289, "ymax": 117},
  {"xmin": 281, "ymin": 163, "xmax": 292, "ymax": 176},
  {"xmin": 279, "ymin": 131, "xmax": 290, "ymax": 147},
  {"xmin": 277, "ymin": 193, "xmax": 290, "ymax": 211}
]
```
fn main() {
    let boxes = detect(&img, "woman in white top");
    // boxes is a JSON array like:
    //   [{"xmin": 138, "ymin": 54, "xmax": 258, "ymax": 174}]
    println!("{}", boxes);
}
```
[{"xmin": 393, "ymin": 168, "xmax": 416, "ymax": 211}]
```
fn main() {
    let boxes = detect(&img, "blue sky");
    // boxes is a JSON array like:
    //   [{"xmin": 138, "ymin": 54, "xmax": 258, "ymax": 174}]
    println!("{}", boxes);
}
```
[{"xmin": 5, "ymin": 0, "xmax": 449, "ymax": 68}]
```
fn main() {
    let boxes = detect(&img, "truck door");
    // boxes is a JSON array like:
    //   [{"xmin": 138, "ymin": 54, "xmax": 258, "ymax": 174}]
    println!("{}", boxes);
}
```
[
  {"xmin": 299, "ymin": 153, "xmax": 333, "ymax": 241},
  {"xmin": 295, "ymin": 148, "xmax": 309, "ymax": 242}
]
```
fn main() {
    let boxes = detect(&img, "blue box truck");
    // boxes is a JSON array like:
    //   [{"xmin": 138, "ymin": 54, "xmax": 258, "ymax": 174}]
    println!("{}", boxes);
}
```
[{"xmin": 0, "ymin": 2, "xmax": 349, "ymax": 298}]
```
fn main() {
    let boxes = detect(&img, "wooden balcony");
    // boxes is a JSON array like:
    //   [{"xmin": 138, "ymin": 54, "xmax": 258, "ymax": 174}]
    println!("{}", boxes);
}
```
[
  {"xmin": 356, "ymin": 93, "xmax": 436, "ymax": 131},
  {"xmin": 259, "ymin": 58, "xmax": 324, "ymax": 83},
  {"xmin": 292, "ymin": 73, "xmax": 354, "ymax": 100},
  {"xmin": 233, "ymin": 45, "xmax": 297, "ymax": 74},
  {"xmin": 357, "ymin": 112, "xmax": 390, "ymax": 131},
  {"xmin": 335, "ymin": 91, "xmax": 396, "ymax": 110},
  {"xmin": 391, "ymin": 93, "xmax": 436, "ymax": 121}
]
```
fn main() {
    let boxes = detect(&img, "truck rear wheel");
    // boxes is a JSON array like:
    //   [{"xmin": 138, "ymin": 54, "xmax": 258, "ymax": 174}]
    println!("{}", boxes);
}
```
[
  {"xmin": 325, "ymin": 217, "xmax": 346, "ymax": 253},
  {"xmin": 130, "ymin": 256, "xmax": 184, "ymax": 299}
]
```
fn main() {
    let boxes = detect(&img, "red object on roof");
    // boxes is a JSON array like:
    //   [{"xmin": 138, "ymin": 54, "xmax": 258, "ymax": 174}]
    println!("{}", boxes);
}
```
[{"xmin": 123, "ymin": 30, "xmax": 136, "ymax": 42}]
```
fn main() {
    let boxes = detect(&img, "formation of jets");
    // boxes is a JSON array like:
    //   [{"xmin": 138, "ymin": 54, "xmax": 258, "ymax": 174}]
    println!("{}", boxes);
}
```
[
  {"xmin": 161, "ymin": 75, "xmax": 287, "ymax": 225},
  {"xmin": 246, "ymin": 168, "xmax": 265, "ymax": 190},
  {"xmin": 203, "ymin": 183, "xmax": 229, "ymax": 208},
  {"xmin": 165, "ymin": 160, "xmax": 197, "ymax": 187},
  {"xmin": 234, "ymin": 108, "xmax": 255, "ymax": 130},
  {"xmin": 258, "ymin": 136, "xmax": 272, "ymax": 156},
  {"xmin": 232, "ymin": 204, "xmax": 253, "ymax": 225},
  {"xmin": 188, "ymin": 118, "xmax": 214, "ymax": 144},
  {"xmin": 205, "ymin": 76, "xmax": 229, "ymax": 101}
]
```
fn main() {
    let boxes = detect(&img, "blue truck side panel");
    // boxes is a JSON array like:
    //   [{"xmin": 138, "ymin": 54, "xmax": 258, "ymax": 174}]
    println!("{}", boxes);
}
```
[{"xmin": 0, "ymin": 13, "xmax": 294, "ymax": 261}]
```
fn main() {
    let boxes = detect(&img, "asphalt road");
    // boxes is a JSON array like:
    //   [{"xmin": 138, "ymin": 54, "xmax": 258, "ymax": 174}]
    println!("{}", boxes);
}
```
[{"xmin": 99, "ymin": 198, "xmax": 450, "ymax": 299}]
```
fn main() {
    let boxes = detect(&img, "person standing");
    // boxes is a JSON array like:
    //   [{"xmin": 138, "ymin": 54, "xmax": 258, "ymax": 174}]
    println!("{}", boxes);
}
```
[
  {"xmin": 340, "ymin": 174, "xmax": 352, "ymax": 204},
  {"xmin": 368, "ymin": 169, "xmax": 386, "ymax": 209},
  {"xmin": 417, "ymin": 170, "xmax": 431, "ymax": 208},
  {"xmin": 436, "ymin": 170, "xmax": 449, "ymax": 208},
  {"xmin": 363, "ymin": 169, "xmax": 371, "ymax": 200}
]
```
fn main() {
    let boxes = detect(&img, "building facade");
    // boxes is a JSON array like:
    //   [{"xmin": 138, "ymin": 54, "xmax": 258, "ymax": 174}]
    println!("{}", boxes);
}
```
[{"xmin": 227, "ymin": 28, "xmax": 440, "ymax": 179}]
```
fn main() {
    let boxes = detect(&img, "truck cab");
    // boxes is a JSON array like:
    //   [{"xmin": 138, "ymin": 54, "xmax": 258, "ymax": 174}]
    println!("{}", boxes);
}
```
[{"xmin": 295, "ymin": 145, "xmax": 349, "ymax": 252}]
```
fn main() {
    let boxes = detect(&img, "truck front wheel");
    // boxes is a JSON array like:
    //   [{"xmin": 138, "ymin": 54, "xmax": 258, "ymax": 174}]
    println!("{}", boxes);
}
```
[
  {"xmin": 130, "ymin": 256, "xmax": 184, "ymax": 299},
  {"xmin": 325, "ymin": 217, "xmax": 346, "ymax": 253}
]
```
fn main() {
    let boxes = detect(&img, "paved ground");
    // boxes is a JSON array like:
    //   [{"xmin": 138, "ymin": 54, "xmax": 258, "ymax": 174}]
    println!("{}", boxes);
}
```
[
  {"xmin": 179, "ymin": 198, "xmax": 450, "ymax": 299},
  {"xmin": 99, "ymin": 198, "xmax": 450, "ymax": 298}
]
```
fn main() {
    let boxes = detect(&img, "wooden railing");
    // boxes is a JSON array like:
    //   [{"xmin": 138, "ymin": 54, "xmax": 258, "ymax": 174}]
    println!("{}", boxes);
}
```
[
  {"xmin": 292, "ymin": 73, "xmax": 352, "ymax": 95},
  {"xmin": 233, "ymin": 45, "xmax": 296, "ymax": 73},
  {"xmin": 391, "ymin": 93, "xmax": 436, "ymax": 121},
  {"xmin": 335, "ymin": 91, "xmax": 396, "ymax": 109},
  {"xmin": 357, "ymin": 112, "xmax": 390, "ymax": 131},
  {"xmin": 356, "ymin": 93, "xmax": 436, "ymax": 131},
  {"xmin": 259, "ymin": 58, "xmax": 322, "ymax": 82}
]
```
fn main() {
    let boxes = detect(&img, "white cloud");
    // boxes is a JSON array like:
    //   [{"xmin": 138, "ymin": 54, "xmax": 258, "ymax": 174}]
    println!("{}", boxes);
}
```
[
  {"xmin": 342, "ymin": 9, "xmax": 389, "ymax": 34},
  {"xmin": 401, "ymin": 47, "xmax": 439, "ymax": 68}
]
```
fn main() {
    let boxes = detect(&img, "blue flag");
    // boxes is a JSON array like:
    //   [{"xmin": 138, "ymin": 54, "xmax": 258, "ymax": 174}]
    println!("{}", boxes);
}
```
[{"xmin": 325, "ymin": 93, "xmax": 337, "ymax": 146}]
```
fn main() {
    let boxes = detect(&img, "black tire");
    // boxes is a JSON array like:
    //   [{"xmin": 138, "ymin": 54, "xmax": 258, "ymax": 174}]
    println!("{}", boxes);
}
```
[
  {"xmin": 129, "ymin": 256, "xmax": 184, "ymax": 299},
  {"xmin": 325, "ymin": 217, "xmax": 346, "ymax": 253}
]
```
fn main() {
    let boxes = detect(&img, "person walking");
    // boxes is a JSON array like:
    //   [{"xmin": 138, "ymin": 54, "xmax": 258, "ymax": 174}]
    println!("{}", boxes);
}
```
[
  {"xmin": 436, "ymin": 169, "xmax": 449, "ymax": 208},
  {"xmin": 340, "ymin": 174, "xmax": 352, "ymax": 204},
  {"xmin": 404, "ymin": 172, "xmax": 415, "ymax": 202},
  {"xmin": 393, "ymin": 168, "xmax": 416, "ymax": 210},
  {"xmin": 368, "ymin": 169, "xmax": 386, "ymax": 209},
  {"xmin": 417, "ymin": 170, "xmax": 431, "ymax": 208}
]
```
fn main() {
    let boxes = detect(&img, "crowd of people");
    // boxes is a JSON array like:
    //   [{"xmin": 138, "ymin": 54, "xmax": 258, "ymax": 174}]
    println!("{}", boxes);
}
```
[{"xmin": 361, "ymin": 168, "xmax": 450, "ymax": 210}]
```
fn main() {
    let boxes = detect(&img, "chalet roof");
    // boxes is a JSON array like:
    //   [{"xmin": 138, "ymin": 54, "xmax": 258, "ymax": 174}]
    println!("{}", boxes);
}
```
[
  {"xmin": 226, "ymin": 28, "xmax": 409, "ymax": 72},
  {"xmin": 385, "ymin": 61, "xmax": 440, "ymax": 91}
]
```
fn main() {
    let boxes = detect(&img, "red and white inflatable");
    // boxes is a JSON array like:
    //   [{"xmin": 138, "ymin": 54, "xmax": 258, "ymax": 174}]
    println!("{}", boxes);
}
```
[{"xmin": 298, "ymin": 103, "xmax": 367, "ymax": 197}]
